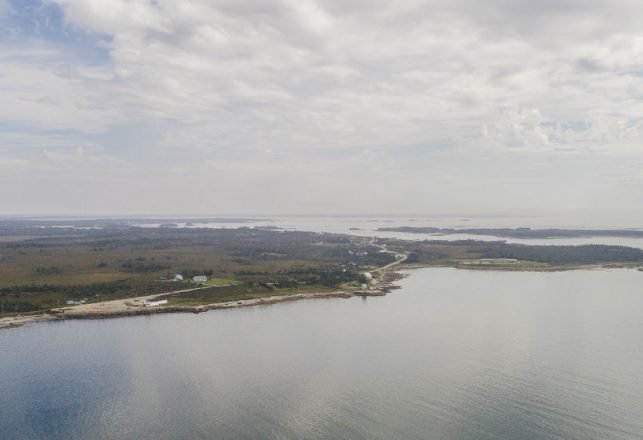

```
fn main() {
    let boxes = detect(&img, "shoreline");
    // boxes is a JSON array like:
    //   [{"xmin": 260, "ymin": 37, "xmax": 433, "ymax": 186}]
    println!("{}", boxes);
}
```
[
  {"xmin": 2, "ymin": 262, "xmax": 641, "ymax": 331},
  {"xmin": 0, "ymin": 274, "xmax": 402, "ymax": 331}
]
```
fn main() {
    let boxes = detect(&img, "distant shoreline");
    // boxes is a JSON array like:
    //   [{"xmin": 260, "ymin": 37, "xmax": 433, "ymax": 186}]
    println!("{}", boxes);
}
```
[{"xmin": 378, "ymin": 226, "xmax": 643, "ymax": 239}]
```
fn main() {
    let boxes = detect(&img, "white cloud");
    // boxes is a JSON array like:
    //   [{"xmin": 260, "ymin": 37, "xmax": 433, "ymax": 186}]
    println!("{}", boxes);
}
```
[
  {"xmin": 35, "ymin": 0, "xmax": 643, "ymax": 153},
  {"xmin": 2, "ymin": 0, "xmax": 643, "ymax": 217}
]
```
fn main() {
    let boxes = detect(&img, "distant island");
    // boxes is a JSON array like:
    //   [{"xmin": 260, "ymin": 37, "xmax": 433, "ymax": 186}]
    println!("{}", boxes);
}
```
[
  {"xmin": 2, "ymin": 219, "xmax": 643, "ymax": 328},
  {"xmin": 378, "ymin": 226, "xmax": 643, "ymax": 239}
]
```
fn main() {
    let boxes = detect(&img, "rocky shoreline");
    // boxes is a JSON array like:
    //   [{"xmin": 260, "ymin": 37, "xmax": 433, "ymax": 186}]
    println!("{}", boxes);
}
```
[
  {"xmin": 2, "ymin": 261, "xmax": 633, "ymax": 331},
  {"xmin": 0, "ymin": 275, "xmax": 402, "ymax": 331}
]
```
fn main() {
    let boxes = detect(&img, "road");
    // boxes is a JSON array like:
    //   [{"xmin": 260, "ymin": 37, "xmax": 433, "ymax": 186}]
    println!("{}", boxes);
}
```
[{"xmin": 370, "ymin": 238, "xmax": 409, "ymax": 273}]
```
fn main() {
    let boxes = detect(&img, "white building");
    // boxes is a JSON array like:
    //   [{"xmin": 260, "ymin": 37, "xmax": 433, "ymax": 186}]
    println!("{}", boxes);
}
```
[
  {"xmin": 173, "ymin": 274, "xmax": 184, "ymax": 281},
  {"xmin": 143, "ymin": 299, "xmax": 168, "ymax": 307},
  {"xmin": 361, "ymin": 272, "xmax": 373, "ymax": 282},
  {"xmin": 192, "ymin": 275, "xmax": 208, "ymax": 283}
]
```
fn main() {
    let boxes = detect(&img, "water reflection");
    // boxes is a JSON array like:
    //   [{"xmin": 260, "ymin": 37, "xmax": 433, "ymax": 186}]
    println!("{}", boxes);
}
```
[{"xmin": 1, "ymin": 268, "xmax": 643, "ymax": 439}]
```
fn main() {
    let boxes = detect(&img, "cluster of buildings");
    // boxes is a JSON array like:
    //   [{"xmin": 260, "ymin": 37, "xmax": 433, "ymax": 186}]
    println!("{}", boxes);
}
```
[{"xmin": 159, "ymin": 274, "xmax": 209, "ymax": 283}]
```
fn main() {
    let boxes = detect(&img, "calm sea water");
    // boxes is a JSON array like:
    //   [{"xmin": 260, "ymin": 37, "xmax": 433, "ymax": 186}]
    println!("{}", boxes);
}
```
[
  {"xmin": 135, "ymin": 216, "xmax": 643, "ymax": 249},
  {"xmin": 2, "ymin": 268, "xmax": 643, "ymax": 439}
]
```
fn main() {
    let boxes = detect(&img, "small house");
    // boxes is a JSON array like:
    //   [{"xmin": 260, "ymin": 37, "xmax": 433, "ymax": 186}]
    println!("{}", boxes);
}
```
[
  {"xmin": 192, "ymin": 275, "xmax": 208, "ymax": 283},
  {"xmin": 173, "ymin": 274, "xmax": 184, "ymax": 281}
]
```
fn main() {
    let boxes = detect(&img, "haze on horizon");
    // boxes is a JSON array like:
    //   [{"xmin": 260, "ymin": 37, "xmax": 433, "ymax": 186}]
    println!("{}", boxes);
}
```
[{"xmin": 1, "ymin": 0, "xmax": 643, "ymax": 224}]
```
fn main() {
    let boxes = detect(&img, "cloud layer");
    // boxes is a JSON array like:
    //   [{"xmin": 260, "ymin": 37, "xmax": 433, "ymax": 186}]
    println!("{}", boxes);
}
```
[{"xmin": 1, "ymin": 0, "xmax": 643, "ymax": 221}]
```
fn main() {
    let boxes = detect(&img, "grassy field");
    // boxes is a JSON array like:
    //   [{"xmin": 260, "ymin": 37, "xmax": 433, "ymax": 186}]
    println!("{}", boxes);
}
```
[
  {"xmin": 202, "ymin": 278, "xmax": 242, "ymax": 287},
  {"xmin": 157, "ymin": 283, "xmax": 340, "ymax": 306}
]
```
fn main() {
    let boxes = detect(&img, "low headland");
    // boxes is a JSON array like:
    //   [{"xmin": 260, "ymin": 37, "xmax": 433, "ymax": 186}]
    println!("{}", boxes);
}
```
[{"xmin": 2, "ymin": 219, "xmax": 643, "ymax": 329}]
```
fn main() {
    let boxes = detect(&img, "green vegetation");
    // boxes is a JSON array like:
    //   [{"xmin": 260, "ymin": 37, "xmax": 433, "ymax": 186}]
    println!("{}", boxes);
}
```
[
  {"xmin": 203, "ymin": 277, "xmax": 242, "ymax": 287},
  {"xmin": 0, "ymin": 279, "xmax": 176, "ymax": 313},
  {"xmin": 0, "ymin": 224, "xmax": 386, "ymax": 316},
  {"xmin": 158, "ymin": 283, "xmax": 339, "ymax": 306},
  {"xmin": 386, "ymin": 239, "xmax": 643, "ymax": 269},
  {"xmin": 2, "ymin": 220, "xmax": 643, "ymax": 317}
]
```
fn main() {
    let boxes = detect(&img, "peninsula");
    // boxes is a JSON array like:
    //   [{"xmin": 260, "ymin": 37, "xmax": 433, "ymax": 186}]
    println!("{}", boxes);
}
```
[{"xmin": 2, "ymin": 219, "xmax": 643, "ymax": 328}]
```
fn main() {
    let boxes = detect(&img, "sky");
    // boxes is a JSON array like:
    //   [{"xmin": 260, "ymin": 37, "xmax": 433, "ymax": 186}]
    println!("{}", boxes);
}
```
[{"xmin": 1, "ymin": 0, "xmax": 643, "ymax": 223}]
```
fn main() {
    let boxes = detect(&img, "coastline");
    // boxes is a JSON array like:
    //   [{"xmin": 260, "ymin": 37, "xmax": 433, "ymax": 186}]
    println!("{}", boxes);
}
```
[
  {"xmin": 0, "ymin": 271, "xmax": 402, "ymax": 331},
  {"xmin": 2, "ymin": 261, "xmax": 641, "ymax": 331}
]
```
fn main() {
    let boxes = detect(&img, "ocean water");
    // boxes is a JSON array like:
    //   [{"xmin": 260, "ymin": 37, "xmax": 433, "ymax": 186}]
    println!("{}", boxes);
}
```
[
  {"xmin": 133, "ymin": 216, "xmax": 643, "ymax": 249},
  {"xmin": 1, "ymin": 268, "xmax": 643, "ymax": 439}
]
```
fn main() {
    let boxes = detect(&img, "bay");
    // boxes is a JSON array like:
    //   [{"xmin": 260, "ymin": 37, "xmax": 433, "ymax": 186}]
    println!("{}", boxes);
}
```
[{"xmin": 2, "ymin": 268, "xmax": 643, "ymax": 439}]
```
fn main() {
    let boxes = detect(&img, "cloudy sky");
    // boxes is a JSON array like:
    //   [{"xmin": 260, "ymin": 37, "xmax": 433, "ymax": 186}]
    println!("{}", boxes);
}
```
[{"xmin": 1, "ymin": 0, "xmax": 643, "ymax": 223}]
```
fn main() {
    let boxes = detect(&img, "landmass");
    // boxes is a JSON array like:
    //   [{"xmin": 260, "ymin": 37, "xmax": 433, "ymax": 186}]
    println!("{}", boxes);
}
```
[
  {"xmin": 2, "ymin": 219, "xmax": 643, "ymax": 329},
  {"xmin": 378, "ymin": 226, "xmax": 643, "ymax": 239}
]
